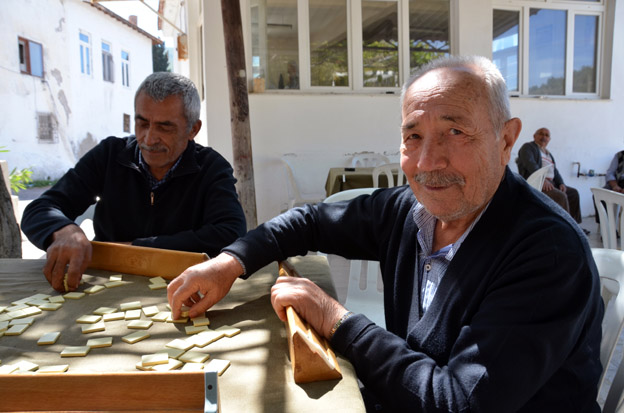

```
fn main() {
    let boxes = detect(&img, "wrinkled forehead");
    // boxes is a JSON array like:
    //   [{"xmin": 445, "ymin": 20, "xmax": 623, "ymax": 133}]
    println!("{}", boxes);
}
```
[
  {"xmin": 401, "ymin": 67, "xmax": 489, "ymax": 118},
  {"xmin": 535, "ymin": 128, "xmax": 550, "ymax": 136}
]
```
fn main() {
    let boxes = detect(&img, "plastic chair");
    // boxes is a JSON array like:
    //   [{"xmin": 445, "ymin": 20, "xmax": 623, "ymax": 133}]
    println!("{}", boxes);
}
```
[
  {"xmin": 323, "ymin": 187, "xmax": 385, "ymax": 327},
  {"xmin": 591, "ymin": 248, "xmax": 624, "ymax": 411},
  {"xmin": 526, "ymin": 166, "xmax": 550, "ymax": 191},
  {"xmin": 350, "ymin": 152, "xmax": 390, "ymax": 168},
  {"xmin": 372, "ymin": 163, "xmax": 405, "ymax": 188},
  {"xmin": 281, "ymin": 155, "xmax": 325, "ymax": 210},
  {"xmin": 592, "ymin": 187, "xmax": 624, "ymax": 250}
]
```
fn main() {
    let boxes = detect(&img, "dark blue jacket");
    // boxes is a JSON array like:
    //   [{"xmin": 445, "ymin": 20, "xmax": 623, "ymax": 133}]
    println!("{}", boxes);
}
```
[
  {"xmin": 224, "ymin": 168, "xmax": 603, "ymax": 412},
  {"xmin": 22, "ymin": 136, "xmax": 246, "ymax": 257}
]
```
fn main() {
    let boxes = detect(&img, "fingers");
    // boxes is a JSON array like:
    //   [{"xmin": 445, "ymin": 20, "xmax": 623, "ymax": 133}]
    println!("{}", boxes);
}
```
[{"xmin": 43, "ymin": 225, "xmax": 91, "ymax": 292}]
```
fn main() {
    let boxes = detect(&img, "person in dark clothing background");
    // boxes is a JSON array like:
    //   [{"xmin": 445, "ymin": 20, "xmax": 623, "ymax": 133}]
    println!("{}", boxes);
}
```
[{"xmin": 22, "ymin": 72, "xmax": 246, "ymax": 292}]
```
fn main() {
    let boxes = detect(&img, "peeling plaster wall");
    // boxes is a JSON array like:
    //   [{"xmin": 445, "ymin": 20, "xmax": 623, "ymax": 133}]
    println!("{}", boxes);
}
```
[{"xmin": 0, "ymin": 0, "xmax": 154, "ymax": 181}]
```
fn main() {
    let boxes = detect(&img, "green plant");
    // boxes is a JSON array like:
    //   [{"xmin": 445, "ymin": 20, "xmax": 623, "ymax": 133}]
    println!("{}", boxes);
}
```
[{"xmin": 9, "ymin": 167, "xmax": 33, "ymax": 194}]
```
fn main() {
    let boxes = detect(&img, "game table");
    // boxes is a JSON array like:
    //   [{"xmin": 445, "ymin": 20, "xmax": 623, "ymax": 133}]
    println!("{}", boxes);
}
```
[{"xmin": 0, "ymin": 256, "xmax": 365, "ymax": 412}]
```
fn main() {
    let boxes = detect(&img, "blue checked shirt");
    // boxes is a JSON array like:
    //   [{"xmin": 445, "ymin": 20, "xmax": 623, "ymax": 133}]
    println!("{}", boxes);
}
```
[
  {"xmin": 414, "ymin": 202, "xmax": 489, "ymax": 314},
  {"xmin": 137, "ymin": 146, "xmax": 184, "ymax": 191}
]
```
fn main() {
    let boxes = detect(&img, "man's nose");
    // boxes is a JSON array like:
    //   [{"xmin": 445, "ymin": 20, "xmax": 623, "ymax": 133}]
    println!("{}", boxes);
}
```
[
  {"xmin": 417, "ymin": 137, "xmax": 448, "ymax": 171},
  {"xmin": 144, "ymin": 126, "xmax": 160, "ymax": 145}
]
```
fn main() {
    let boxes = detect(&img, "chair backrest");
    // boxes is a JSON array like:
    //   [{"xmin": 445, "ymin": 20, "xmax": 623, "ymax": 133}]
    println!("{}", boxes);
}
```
[
  {"xmin": 323, "ymin": 188, "xmax": 385, "ymax": 327},
  {"xmin": 281, "ymin": 156, "xmax": 304, "ymax": 209},
  {"xmin": 372, "ymin": 163, "xmax": 405, "ymax": 188},
  {"xmin": 526, "ymin": 166, "xmax": 549, "ymax": 191},
  {"xmin": 350, "ymin": 152, "xmax": 390, "ymax": 168},
  {"xmin": 592, "ymin": 187, "xmax": 624, "ymax": 250},
  {"xmin": 591, "ymin": 248, "xmax": 624, "ymax": 411},
  {"xmin": 324, "ymin": 187, "xmax": 377, "ymax": 203}
]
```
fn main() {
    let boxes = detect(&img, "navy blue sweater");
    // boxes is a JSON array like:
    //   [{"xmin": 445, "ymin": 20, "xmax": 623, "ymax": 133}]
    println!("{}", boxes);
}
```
[
  {"xmin": 224, "ymin": 167, "xmax": 603, "ymax": 412},
  {"xmin": 22, "ymin": 136, "xmax": 246, "ymax": 257}
]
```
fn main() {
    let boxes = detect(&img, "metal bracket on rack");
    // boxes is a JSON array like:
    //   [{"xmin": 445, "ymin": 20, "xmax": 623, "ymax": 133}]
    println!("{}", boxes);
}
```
[{"xmin": 204, "ymin": 370, "xmax": 219, "ymax": 413}]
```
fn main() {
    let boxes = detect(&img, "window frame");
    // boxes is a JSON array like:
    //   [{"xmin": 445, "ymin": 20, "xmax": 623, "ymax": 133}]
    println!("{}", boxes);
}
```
[
  {"xmin": 493, "ymin": 0, "xmax": 604, "ymax": 98},
  {"xmin": 249, "ymin": 0, "xmax": 449, "ymax": 94},
  {"xmin": 102, "ymin": 41, "xmax": 114, "ymax": 83},
  {"xmin": 121, "ymin": 50, "xmax": 130, "ymax": 87},
  {"xmin": 18, "ymin": 36, "xmax": 44, "ymax": 78},
  {"xmin": 79, "ymin": 31, "xmax": 92, "ymax": 77}
]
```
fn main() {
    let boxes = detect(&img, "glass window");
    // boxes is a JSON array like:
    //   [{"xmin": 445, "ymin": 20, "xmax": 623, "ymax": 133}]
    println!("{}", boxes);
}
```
[
  {"xmin": 528, "ymin": 8, "xmax": 567, "ymax": 96},
  {"xmin": 493, "ymin": 9, "xmax": 519, "ymax": 91},
  {"xmin": 250, "ymin": 0, "xmax": 299, "ymax": 90},
  {"xmin": 573, "ymin": 14, "xmax": 598, "ymax": 93},
  {"xmin": 409, "ymin": 0, "xmax": 450, "ymax": 74},
  {"xmin": 121, "ymin": 50, "xmax": 130, "ymax": 87},
  {"xmin": 79, "ymin": 32, "xmax": 92, "ymax": 76},
  {"xmin": 309, "ymin": 0, "xmax": 349, "ymax": 87},
  {"xmin": 18, "ymin": 37, "xmax": 43, "ymax": 78},
  {"xmin": 362, "ymin": 1, "xmax": 399, "ymax": 88},
  {"xmin": 102, "ymin": 41, "xmax": 114, "ymax": 83}
]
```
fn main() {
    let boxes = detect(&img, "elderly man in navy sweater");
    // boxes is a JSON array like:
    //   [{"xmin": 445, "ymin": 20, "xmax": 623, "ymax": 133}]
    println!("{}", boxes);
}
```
[{"xmin": 168, "ymin": 56, "xmax": 603, "ymax": 412}]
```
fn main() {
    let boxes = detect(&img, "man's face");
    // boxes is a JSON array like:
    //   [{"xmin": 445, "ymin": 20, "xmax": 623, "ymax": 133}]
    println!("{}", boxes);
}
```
[
  {"xmin": 134, "ymin": 91, "xmax": 199, "ymax": 180},
  {"xmin": 400, "ymin": 67, "xmax": 518, "ymax": 223},
  {"xmin": 533, "ymin": 128, "xmax": 551, "ymax": 149}
]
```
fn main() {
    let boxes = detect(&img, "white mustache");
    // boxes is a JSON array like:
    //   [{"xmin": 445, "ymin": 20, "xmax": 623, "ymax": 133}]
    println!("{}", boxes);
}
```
[
  {"xmin": 413, "ymin": 171, "xmax": 465, "ymax": 187},
  {"xmin": 140, "ymin": 144, "xmax": 167, "ymax": 153}
]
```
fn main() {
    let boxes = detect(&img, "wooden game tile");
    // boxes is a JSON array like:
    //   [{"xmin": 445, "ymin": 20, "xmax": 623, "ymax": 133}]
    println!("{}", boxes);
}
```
[
  {"xmin": 38, "ymin": 331, "xmax": 61, "ymax": 345},
  {"xmin": 15, "ymin": 360, "xmax": 39, "ymax": 372},
  {"xmin": 81, "ymin": 321, "xmax": 106, "ymax": 334},
  {"xmin": 151, "ymin": 311, "xmax": 170, "ymax": 322},
  {"xmin": 179, "ymin": 351, "xmax": 210, "ymax": 364},
  {"xmin": 48, "ymin": 296, "xmax": 65, "ymax": 303},
  {"xmin": 39, "ymin": 302, "xmax": 63, "ymax": 311},
  {"xmin": 205, "ymin": 359, "xmax": 231, "ymax": 376},
  {"xmin": 181, "ymin": 362, "xmax": 204, "ymax": 371},
  {"xmin": 127, "ymin": 320, "xmax": 153, "ymax": 330},
  {"xmin": 151, "ymin": 359, "xmax": 183, "ymax": 371},
  {"xmin": 120, "ymin": 301, "xmax": 142, "ymax": 311},
  {"xmin": 93, "ymin": 306, "xmax": 118, "ymax": 315},
  {"xmin": 10, "ymin": 317, "xmax": 35, "ymax": 326},
  {"xmin": 185, "ymin": 325, "xmax": 208, "ymax": 335},
  {"xmin": 149, "ymin": 276, "xmax": 167, "ymax": 284},
  {"xmin": 87, "ymin": 337, "xmax": 113, "ymax": 348},
  {"xmin": 84, "ymin": 285, "xmax": 105, "ymax": 294},
  {"xmin": 192, "ymin": 316, "xmax": 211, "ymax": 327},
  {"xmin": 156, "ymin": 348, "xmax": 185, "ymax": 359},
  {"xmin": 148, "ymin": 283, "xmax": 167, "ymax": 290},
  {"xmin": 63, "ymin": 292, "xmax": 86, "ymax": 299},
  {"xmin": 142, "ymin": 305, "xmax": 159, "ymax": 317},
  {"xmin": 76, "ymin": 315, "xmax": 102, "ymax": 324},
  {"xmin": 38, "ymin": 365, "xmax": 69, "ymax": 373},
  {"xmin": 61, "ymin": 346, "xmax": 90, "ymax": 357},
  {"xmin": 215, "ymin": 325, "xmax": 241, "ymax": 338},
  {"xmin": 103, "ymin": 312, "xmax": 125, "ymax": 322},
  {"xmin": 5, "ymin": 323, "xmax": 29, "ymax": 336},
  {"xmin": 141, "ymin": 353, "xmax": 168, "ymax": 367},
  {"xmin": 165, "ymin": 338, "xmax": 194, "ymax": 351},
  {"xmin": 122, "ymin": 331, "xmax": 150, "ymax": 344}
]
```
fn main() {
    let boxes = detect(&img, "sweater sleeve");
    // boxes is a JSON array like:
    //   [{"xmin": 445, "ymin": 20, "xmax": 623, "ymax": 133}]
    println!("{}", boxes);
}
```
[
  {"xmin": 20, "ymin": 138, "xmax": 112, "ymax": 250},
  {"xmin": 516, "ymin": 142, "xmax": 541, "ymax": 178}
]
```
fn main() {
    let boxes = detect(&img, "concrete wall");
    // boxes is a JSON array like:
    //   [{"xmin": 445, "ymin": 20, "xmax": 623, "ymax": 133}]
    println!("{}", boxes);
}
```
[
  {"xmin": 198, "ymin": 0, "xmax": 624, "ymax": 225},
  {"xmin": 0, "ymin": 0, "xmax": 154, "ymax": 181}
]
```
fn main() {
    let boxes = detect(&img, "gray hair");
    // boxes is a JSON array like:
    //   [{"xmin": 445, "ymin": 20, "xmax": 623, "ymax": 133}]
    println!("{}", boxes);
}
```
[
  {"xmin": 400, "ymin": 56, "xmax": 511, "ymax": 135},
  {"xmin": 135, "ymin": 72, "xmax": 201, "ymax": 131}
]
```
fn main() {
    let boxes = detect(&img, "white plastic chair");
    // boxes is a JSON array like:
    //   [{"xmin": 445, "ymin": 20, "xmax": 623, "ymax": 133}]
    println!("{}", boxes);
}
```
[
  {"xmin": 372, "ymin": 163, "xmax": 405, "ymax": 188},
  {"xmin": 591, "ymin": 248, "xmax": 624, "ymax": 411},
  {"xmin": 280, "ymin": 155, "xmax": 325, "ymax": 210},
  {"xmin": 350, "ymin": 152, "xmax": 390, "ymax": 168},
  {"xmin": 592, "ymin": 187, "xmax": 624, "ymax": 250},
  {"xmin": 323, "ymin": 187, "xmax": 385, "ymax": 327},
  {"xmin": 526, "ymin": 166, "xmax": 550, "ymax": 191}
]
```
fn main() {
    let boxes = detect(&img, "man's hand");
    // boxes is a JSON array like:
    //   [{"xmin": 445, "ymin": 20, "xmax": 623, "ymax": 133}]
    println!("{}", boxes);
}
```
[
  {"xmin": 43, "ymin": 224, "xmax": 92, "ymax": 292},
  {"xmin": 542, "ymin": 179, "xmax": 555, "ymax": 192},
  {"xmin": 558, "ymin": 184, "xmax": 567, "ymax": 192},
  {"xmin": 167, "ymin": 253, "xmax": 243, "ymax": 319},
  {"xmin": 271, "ymin": 276, "xmax": 348, "ymax": 339}
]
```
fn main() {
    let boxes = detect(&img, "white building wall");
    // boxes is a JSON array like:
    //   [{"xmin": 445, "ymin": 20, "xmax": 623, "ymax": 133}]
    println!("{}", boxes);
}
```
[
  {"xmin": 0, "ymin": 0, "xmax": 154, "ymax": 181},
  {"xmin": 199, "ymin": 0, "xmax": 624, "ymax": 225}
]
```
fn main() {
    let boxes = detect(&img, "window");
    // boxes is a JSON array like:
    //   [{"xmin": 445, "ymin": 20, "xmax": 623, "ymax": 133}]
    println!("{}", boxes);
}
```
[
  {"xmin": 18, "ymin": 37, "xmax": 44, "ymax": 78},
  {"xmin": 123, "ymin": 114, "xmax": 131, "ymax": 133},
  {"xmin": 102, "ymin": 41, "xmax": 114, "ymax": 83},
  {"xmin": 250, "ymin": 0, "xmax": 450, "ymax": 93},
  {"xmin": 79, "ymin": 32, "xmax": 92, "ymax": 76},
  {"xmin": 37, "ymin": 113, "xmax": 57, "ymax": 143},
  {"xmin": 121, "ymin": 50, "xmax": 130, "ymax": 87},
  {"xmin": 493, "ymin": 1, "xmax": 604, "ymax": 97}
]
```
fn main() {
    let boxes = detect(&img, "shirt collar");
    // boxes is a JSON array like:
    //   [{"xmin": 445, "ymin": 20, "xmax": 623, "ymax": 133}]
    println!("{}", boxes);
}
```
[{"xmin": 136, "ymin": 145, "xmax": 185, "ymax": 190}]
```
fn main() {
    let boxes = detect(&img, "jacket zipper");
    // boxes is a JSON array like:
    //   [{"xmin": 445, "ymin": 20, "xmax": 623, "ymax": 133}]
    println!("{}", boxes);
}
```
[{"xmin": 150, "ymin": 191, "xmax": 154, "ymax": 206}]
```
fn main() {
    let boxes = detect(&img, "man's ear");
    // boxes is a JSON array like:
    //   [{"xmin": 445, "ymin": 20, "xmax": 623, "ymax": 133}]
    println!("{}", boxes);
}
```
[
  {"xmin": 500, "ymin": 117, "xmax": 522, "ymax": 165},
  {"xmin": 188, "ymin": 120, "xmax": 202, "ymax": 140}
]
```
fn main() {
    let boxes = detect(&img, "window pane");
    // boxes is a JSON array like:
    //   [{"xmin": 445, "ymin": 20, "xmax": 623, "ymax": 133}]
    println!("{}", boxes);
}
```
[
  {"xmin": 250, "ymin": 0, "xmax": 299, "ymax": 90},
  {"xmin": 102, "ymin": 42, "xmax": 111, "ymax": 52},
  {"xmin": 493, "ymin": 10, "xmax": 519, "ymax": 91},
  {"xmin": 529, "ymin": 8, "xmax": 566, "ymax": 95},
  {"xmin": 362, "ymin": 1, "xmax": 399, "ymax": 87},
  {"xmin": 573, "ymin": 14, "xmax": 598, "ymax": 93},
  {"xmin": 29, "ymin": 41, "xmax": 43, "ymax": 77},
  {"xmin": 309, "ymin": 0, "xmax": 348, "ymax": 87},
  {"xmin": 409, "ymin": 0, "xmax": 450, "ymax": 73}
]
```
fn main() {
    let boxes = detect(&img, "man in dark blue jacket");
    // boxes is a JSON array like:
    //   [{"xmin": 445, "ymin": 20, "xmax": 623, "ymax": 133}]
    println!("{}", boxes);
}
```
[
  {"xmin": 168, "ymin": 56, "xmax": 603, "ymax": 411},
  {"xmin": 22, "ymin": 72, "xmax": 246, "ymax": 292}
]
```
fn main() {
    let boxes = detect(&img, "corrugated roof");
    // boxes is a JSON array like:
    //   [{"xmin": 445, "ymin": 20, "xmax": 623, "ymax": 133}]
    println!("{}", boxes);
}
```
[{"xmin": 87, "ymin": 1, "xmax": 163, "ymax": 45}]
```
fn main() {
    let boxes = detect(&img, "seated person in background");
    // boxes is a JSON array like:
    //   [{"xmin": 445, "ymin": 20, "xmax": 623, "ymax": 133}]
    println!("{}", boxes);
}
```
[
  {"xmin": 168, "ymin": 56, "xmax": 603, "ymax": 411},
  {"xmin": 516, "ymin": 127, "xmax": 583, "ymax": 224},
  {"xmin": 604, "ymin": 150, "xmax": 624, "ymax": 193},
  {"xmin": 22, "ymin": 72, "xmax": 246, "ymax": 292}
]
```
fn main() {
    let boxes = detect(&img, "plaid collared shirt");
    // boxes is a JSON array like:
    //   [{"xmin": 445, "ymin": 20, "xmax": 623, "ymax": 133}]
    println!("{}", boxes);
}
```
[
  {"xmin": 413, "ymin": 202, "xmax": 488, "ymax": 314},
  {"xmin": 137, "ymin": 146, "xmax": 184, "ymax": 191}
]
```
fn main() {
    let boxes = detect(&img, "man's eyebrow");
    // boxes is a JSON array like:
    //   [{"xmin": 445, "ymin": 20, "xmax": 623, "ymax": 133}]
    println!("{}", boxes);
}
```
[
  {"xmin": 135, "ymin": 114, "xmax": 148, "ymax": 122},
  {"xmin": 401, "ymin": 122, "xmax": 416, "ymax": 131}
]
